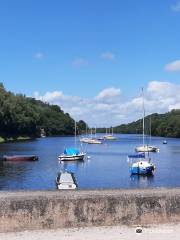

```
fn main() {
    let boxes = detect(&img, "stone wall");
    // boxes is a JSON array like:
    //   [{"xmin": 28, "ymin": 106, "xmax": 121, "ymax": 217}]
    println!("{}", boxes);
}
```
[{"xmin": 0, "ymin": 188, "xmax": 180, "ymax": 232}]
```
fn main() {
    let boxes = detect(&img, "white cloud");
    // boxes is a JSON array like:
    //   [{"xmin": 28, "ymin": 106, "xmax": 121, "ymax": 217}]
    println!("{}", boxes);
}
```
[
  {"xmin": 165, "ymin": 59, "xmax": 180, "ymax": 72},
  {"xmin": 171, "ymin": 2, "xmax": 180, "ymax": 12},
  {"xmin": 34, "ymin": 52, "xmax": 45, "ymax": 60},
  {"xmin": 101, "ymin": 51, "xmax": 116, "ymax": 61},
  {"xmin": 72, "ymin": 58, "xmax": 89, "ymax": 68},
  {"xmin": 95, "ymin": 87, "xmax": 121, "ymax": 101},
  {"xmin": 34, "ymin": 81, "xmax": 180, "ymax": 127}
]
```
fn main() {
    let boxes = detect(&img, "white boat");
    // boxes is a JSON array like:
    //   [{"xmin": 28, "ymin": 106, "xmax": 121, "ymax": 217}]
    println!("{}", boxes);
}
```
[
  {"xmin": 86, "ymin": 138, "xmax": 102, "ymax": 144},
  {"xmin": 104, "ymin": 127, "xmax": 118, "ymax": 140},
  {"xmin": 135, "ymin": 145, "xmax": 159, "ymax": 152},
  {"xmin": 135, "ymin": 89, "xmax": 159, "ymax": 153},
  {"xmin": 80, "ymin": 137, "xmax": 91, "ymax": 143},
  {"xmin": 58, "ymin": 121, "xmax": 86, "ymax": 161},
  {"xmin": 56, "ymin": 171, "xmax": 78, "ymax": 190},
  {"xmin": 104, "ymin": 135, "xmax": 117, "ymax": 140},
  {"xmin": 80, "ymin": 137, "xmax": 102, "ymax": 144},
  {"xmin": 80, "ymin": 127, "xmax": 102, "ymax": 144},
  {"xmin": 58, "ymin": 148, "xmax": 86, "ymax": 161}
]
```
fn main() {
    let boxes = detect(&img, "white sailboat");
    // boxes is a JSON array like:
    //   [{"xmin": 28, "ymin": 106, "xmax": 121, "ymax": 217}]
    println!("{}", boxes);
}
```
[
  {"xmin": 80, "ymin": 123, "xmax": 90, "ymax": 143},
  {"xmin": 135, "ymin": 89, "xmax": 159, "ymax": 153},
  {"xmin": 58, "ymin": 121, "xmax": 86, "ymax": 161},
  {"xmin": 104, "ymin": 127, "xmax": 117, "ymax": 140},
  {"xmin": 80, "ymin": 127, "xmax": 102, "ymax": 144}
]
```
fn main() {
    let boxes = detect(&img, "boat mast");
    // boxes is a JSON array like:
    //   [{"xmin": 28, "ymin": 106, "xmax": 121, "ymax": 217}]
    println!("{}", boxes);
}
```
[
  {"xmin": 142, "ymin": 88, "xmax": 145, "ymax": 147},
  {"xmin": 85, "ymin": 123, "xmax": 88, "ymax": 136},
  {"xmin": 149, "ymin": 115, "xmax": 151, "ymax": 145},
  {"xmin": 75, "ymin": 120, "xmax": 77, "ymax": 147}
]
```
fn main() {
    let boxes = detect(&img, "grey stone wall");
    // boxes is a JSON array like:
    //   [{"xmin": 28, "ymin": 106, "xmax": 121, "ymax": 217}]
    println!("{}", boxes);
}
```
[{"xmin": 0, "ymin": 189, "xmax": 180, "ymax": 232}]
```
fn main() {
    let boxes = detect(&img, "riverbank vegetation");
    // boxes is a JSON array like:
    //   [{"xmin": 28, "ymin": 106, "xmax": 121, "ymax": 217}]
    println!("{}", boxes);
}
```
[
  {"xmin": 0, "ymin": 83, "xmax": 86, "ymax": 142},
  {"xmin": 97, "ymin": 110, "xmax": 180, "ymax": 138},
  {"xmin": 114, "ymin": 110, "xmax": 180, "ymax": 138}
]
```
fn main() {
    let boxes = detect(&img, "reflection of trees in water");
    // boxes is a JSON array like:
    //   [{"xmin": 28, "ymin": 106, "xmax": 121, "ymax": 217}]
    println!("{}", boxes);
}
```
[
  {"xmin": 0, "ymin": 162, "xmax": 28, "ymax": 189},
  {"xmin": 130, "ymin": 174, "xmax": 154, "ymax": 188}
]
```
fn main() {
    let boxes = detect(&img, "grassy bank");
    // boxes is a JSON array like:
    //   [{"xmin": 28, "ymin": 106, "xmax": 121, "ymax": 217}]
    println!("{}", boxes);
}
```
[{"xmin": 0, "ymin": 136, "xmax": 33, "ymax": 144}]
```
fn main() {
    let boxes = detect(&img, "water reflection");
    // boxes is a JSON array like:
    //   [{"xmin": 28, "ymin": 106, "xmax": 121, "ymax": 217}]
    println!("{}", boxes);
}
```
[
  {"xmin": 130, "ymin": 174, "xmax": 154, "ymax": 188},
  {"xmin": 59, "ymin": 160, "xmax": 85, "ymax": 173}
]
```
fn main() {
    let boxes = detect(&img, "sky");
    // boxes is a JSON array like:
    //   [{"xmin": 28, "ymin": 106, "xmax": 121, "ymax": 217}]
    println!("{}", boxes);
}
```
[{"xmin": 0, "ymin": 0, "xmax": 180, "ymax": 126}]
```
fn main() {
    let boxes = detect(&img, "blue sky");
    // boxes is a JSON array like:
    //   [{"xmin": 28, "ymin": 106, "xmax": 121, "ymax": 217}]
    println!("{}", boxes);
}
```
[{"xmin": 0, "ymin": 0, "xmax": 180, "ymax": 125}]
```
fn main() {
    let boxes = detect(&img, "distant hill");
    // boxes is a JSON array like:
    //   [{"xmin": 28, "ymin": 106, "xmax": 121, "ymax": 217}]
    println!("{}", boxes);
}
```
[
  {"xmin": 0, "ymin": 83, "xmax": 86, "ymax": 141},
  {"xmin": 113, "ymin": 110, "xmax": 180, "ymax": 138}
]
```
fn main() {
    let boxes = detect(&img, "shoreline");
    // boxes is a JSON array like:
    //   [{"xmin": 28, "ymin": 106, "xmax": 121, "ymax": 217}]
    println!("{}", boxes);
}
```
[{"xmin": 0, "ymin": 136, "xmax": 35, "ymax": 144}]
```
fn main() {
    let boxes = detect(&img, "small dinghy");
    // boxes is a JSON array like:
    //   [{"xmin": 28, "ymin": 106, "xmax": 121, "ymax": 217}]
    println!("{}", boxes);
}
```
[
  {"xmin": 56, "ymin": 171, "xmax": 78, "ymax": 190},
  {"xmin": 163, "ymin": 140, "xmax": 167, "ymax": 144},
  {"xmin": 3, "ymin": 155, "xmax": 38, "ymax": 162}
]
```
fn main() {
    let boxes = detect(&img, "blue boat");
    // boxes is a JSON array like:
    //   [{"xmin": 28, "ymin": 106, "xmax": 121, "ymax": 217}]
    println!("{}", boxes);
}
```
[{"xmin": 127, "ymin": 153, "xmax": 155, "ymax": 175}]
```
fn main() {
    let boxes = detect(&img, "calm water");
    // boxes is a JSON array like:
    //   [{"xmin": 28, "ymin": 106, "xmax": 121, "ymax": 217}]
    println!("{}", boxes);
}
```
[{"xmin": 0, "ymin": 134, "xmax": 180, "ymax": 190}]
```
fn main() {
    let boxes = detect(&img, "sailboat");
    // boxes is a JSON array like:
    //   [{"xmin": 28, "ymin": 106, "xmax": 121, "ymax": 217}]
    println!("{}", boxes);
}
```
[
  {"xmin": 58, "ymin": 121, "xmax": 86, "ymax": 161},
  {"xmin": 80, "ymin": 123, "xmax": 90, "ymax": 143},
  {"xmin": 104, "ymin": 127, "xmax": 117, "ymax": 140},
  {"xmin": 135, "ymin": 89, "xmax": 159, "ymax": 153},
  {"xmin": 128, "ymin": 153, "xmax": 155, "ymax": 175},
  {"xmin": 80, "ymin": 127, "xmax": 102, "ymax": 144}
]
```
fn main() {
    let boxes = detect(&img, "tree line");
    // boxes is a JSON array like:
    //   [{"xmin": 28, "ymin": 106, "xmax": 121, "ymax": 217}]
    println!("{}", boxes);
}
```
[
  {"xmin": 0, "ymin": 83, "xmax": 87, "ymax": 139},
  {"xmin": 113, "ymin": 110, "xmax": 180, "ymax": 138}
]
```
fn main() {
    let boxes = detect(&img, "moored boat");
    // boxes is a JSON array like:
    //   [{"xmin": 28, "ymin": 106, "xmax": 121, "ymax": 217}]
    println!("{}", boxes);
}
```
[
  {"xmin": 3, "ymin": 155, "xmax": 38, "ymax": 161},
  {"xmin": 59, "ymin": 120, "xmax": 86, "ymax": 161},
  {"xmin": 80, "ymin": 137, "xmax": 102, "ymax": 144},
  {"xmin": 56, "ymin": 171, "xmax": 78, "ymax": 190},
  {"xmin": 58, "ymin": 148, "xmax": 86, "ymax": 161},
  {"xmin": 104, "ymin": 127, "xmax": 118, "ymax": 140},
  {"xmin": 135, "ymin": 145, "xmax": 159, "ymax": 152},
  {"xmin": 87, "ymin": 138, "xmax": 102, "ymax": 144},
  {"xmin": 104, "ymin": 135, "xmax": 117, "ymax": 140},
  {"xmin": 130, "ymin": 161, "xmax": 155, "ymax": 175},
  {"xmin": 127, "ymin": 153, "xmax": 155, "ymax": 175},
  {"xmin": 135, "ymin": 88, "xmax": 159, "ymax": 153}
]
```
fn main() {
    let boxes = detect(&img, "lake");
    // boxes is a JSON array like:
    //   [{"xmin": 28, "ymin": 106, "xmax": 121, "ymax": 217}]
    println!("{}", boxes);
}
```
[{"xmin": 0, "ymin": 134, "xmax": 180, "ymax": 190}]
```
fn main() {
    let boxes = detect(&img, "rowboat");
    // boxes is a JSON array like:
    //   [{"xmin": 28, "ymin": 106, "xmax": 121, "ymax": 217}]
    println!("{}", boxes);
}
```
[{"xmin": 3, "ymin": 155, "xmax": 38, "ymax": 161}]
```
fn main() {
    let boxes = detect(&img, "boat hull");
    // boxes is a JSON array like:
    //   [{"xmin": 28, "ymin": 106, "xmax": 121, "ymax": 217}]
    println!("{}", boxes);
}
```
[
  {"xmin": 135, "ymin": 145, "xmax": 159, "ymax": 152},
  {"xmin": 58, "ymin": 153, "xmax": 85, "ymax": 161},
  {"xmin": 130, "ymin": 161, "xmax": 155, "ymax": 175},
  {"xmin": 104, "ymin": 135, "xmax": 117, "ymax": 140},
  {"xmin": 80, "ymin": 138, "xmax": 102, "ymax": 144},
  {"xmin": 3, "ymin": 155, "xmax": 38, "ymax": 162}
]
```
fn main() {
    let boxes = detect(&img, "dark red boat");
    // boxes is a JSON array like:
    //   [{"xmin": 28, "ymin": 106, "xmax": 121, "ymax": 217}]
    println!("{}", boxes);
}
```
[{"xmin": 2, "ymin": 155, "xmax": 38, "ymax": 162}]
